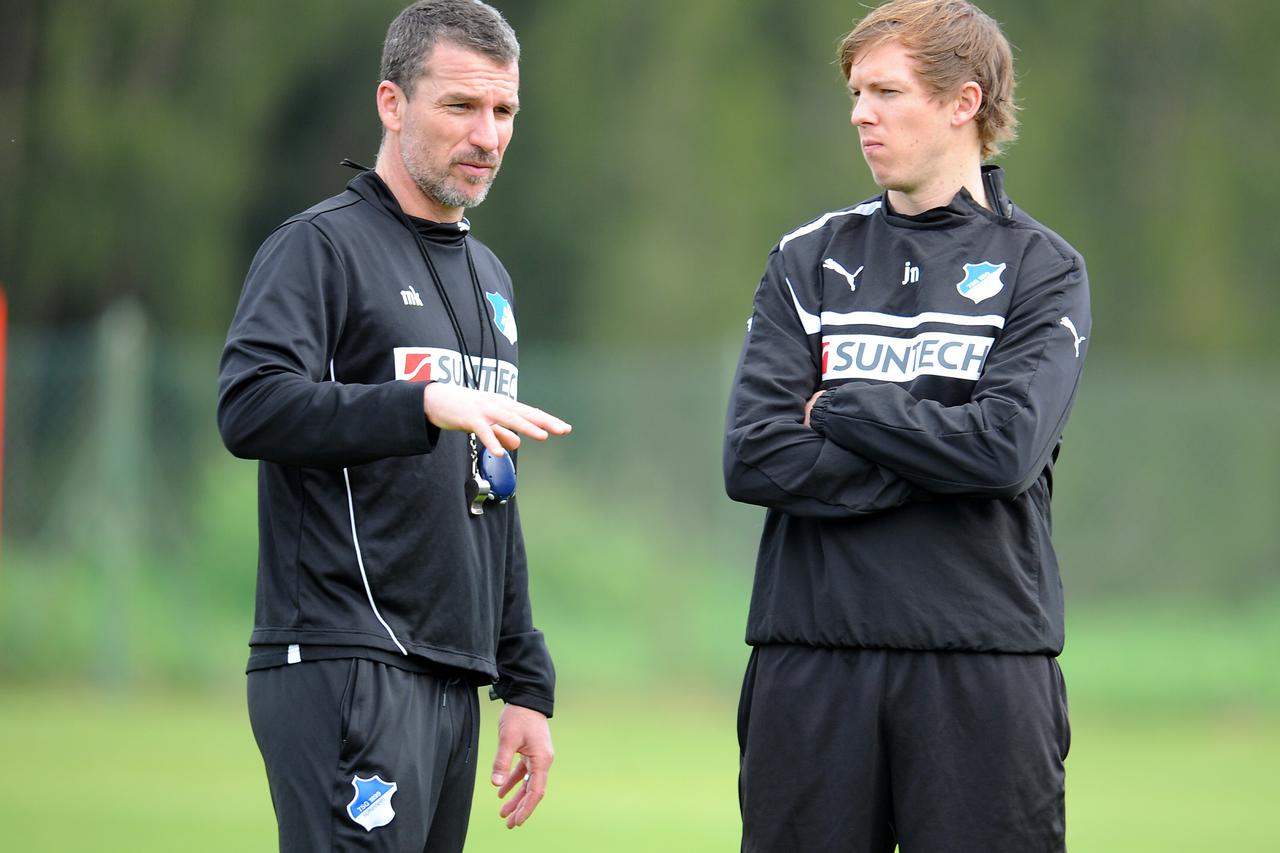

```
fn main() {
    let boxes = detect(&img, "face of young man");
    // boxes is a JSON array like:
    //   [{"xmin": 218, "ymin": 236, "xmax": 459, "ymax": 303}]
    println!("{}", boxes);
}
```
[
  {"xmin": 396, "ymin": 40, "xmax": 520, "ymax": 219},
  {"xmin": 847, "ymin": 39, "xmax": 973, "ymax": 204}
]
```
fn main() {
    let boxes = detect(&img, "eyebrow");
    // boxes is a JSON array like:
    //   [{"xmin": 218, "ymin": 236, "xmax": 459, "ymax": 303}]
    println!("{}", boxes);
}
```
[
  {"xmin": 440, "ymin": 91, "xmax": 520, "ymax": 112},
  {"xmin": 847, "ymin": 77, "xmax": 910, "ymax": 92}
]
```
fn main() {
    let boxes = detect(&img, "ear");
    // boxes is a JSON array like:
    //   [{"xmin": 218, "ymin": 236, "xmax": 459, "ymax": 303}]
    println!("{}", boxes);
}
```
[
  {"xmin": 377, "ymin": 81, "xmax": 406, "ymax": 134},
  {"xmin": 952, "ymin": 80, "xmax": 983, "ymax": 128}
]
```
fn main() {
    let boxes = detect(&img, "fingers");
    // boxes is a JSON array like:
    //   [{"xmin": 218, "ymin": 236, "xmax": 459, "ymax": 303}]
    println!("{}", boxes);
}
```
[
  {"xmin": 491, "ymin": 736, "xmax": 517, "ymax": 788},
  {"xmin": 490, "ymin": 401, "xmax": 574, "ymax": 442},
  {"xmin": 500, "ymin": 785, "xmax": 526, "ymax": 825},
  {"xmin": 803, "ymin": 389, "xmax": 826, "ymax": 427},
  {"xmin": 514, "ymin": 402, "xmax": 572, "ymax": 436},
  {"xmin": 502, "ymin": 758, "xmax": 547, "ymax": 828},
  {"xmin": 491, "ymin": 706, "xmax": 553, "ymax": 829},
  {"xmin": 472, "ymin": 422, "xmax": 509, "ymax": 458},
  {"xmin": 493, "ymin": 425, "xmax": 521, "ymax": 452},
  {"xmin": 423, "ymin": 383, "xmax": 571, "ymax": 448},
  {"xmin": 488, "ymin": 409, "xmax": 547, "ymax": 445},
  {"xmin": 496, "ymin": 758, "xmax": 527, "ymax": 798},
  {"xmin": 493, "ymin": 752, "xmax": 543, "ymax": 828},
  {"xmin": 473, "ymin": 405, "xmax": 555, "ymax": 455}
]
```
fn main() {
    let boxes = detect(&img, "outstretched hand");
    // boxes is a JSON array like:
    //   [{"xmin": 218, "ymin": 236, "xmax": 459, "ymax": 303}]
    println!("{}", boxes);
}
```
[
  {"xmin": 423, "ymin": 383, "xmax": 571, "ymax": 457},
  {"xmin": 491, "ymin": 704, "xmax": 554, "ymax": 829}
]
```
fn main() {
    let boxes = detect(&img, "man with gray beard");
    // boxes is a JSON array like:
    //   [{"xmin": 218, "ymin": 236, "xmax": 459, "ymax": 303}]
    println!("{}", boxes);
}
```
[{"xmin": 218, "ymin": 2, "xmax": 568, "ymax": 850}]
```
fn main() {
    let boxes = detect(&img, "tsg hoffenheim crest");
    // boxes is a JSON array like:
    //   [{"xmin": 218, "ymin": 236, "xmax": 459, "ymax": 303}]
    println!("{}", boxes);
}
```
[
  {"xmin": 955, "ymin": 261, "xmax": 1007, "ymax": 305},
  {"xmin": 486, "ymin": 291, "xmax": 518, "ymax": 345},
  {"xmin": 347, "ymin": 774, "xmax": 397, "ymax": 831}
]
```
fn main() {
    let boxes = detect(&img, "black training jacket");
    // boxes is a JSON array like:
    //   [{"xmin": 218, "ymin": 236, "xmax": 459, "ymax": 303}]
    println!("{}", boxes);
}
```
[
  {"xmin": 218, "ymin": 171, "xmax": 554, "ymax": 716},
  {"xmin": 724, "ymin": 167, "xmax": 1090, "ymax": 655}
]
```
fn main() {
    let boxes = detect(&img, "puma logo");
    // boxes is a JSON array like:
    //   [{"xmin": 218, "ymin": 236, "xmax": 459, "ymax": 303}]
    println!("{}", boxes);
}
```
[
  {"xmin": 1060, "ymin": 317, "xmax": 1086, "ymax": 357},
  {"xmin": 822, "ymin": 258, "xmax": 863, "ymax": 292}
]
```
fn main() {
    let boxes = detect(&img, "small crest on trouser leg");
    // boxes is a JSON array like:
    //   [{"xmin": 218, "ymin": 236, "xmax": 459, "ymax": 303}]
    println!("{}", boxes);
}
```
[{"xmin": 347, "ymin": 774, "xmax": 398, "ymax": 831}]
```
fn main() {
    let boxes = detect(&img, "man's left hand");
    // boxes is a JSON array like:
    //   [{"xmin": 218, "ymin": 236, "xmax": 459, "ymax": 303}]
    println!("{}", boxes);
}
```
[{"xmin": 491, "ymin": 704, "xmax": 554, "ymax": 829}]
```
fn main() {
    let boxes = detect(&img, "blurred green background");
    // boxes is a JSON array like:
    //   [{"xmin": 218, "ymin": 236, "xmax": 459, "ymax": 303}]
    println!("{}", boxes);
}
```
[{"xmin": 1, "ymin": 0, "xmax": 1277, "ymax": 850}]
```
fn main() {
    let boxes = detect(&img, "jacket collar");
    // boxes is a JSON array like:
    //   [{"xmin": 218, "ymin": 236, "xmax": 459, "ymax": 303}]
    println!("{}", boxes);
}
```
[
  {"xmin": 347, "ymin": 170, "xmax": 471, "ymax": 246},
  {"xmin": 880, "ymin": 165, "xmax": 1012, "ymax": 229}
]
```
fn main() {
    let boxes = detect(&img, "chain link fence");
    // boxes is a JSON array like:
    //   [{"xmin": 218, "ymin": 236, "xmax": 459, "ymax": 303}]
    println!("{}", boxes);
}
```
[{"xmin": 4, "ymin": 303, "xmax": 1279, "ymax": 687}]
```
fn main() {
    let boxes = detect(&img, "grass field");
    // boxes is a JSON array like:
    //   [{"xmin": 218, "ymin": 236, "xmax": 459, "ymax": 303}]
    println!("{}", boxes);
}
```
[{"xmin": 1, "ymin": 686, "xmax": 1276, "ymax": 851}]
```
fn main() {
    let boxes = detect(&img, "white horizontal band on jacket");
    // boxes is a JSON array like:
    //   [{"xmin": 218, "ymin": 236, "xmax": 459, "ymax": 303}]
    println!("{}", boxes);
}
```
[
  {"xmin": 787, "ymin": 280, "xmax": 1006, "ymax": 334},
  {"xmin": 822, "ymin": 310, "xmax": 1006, "ymax": 330}
]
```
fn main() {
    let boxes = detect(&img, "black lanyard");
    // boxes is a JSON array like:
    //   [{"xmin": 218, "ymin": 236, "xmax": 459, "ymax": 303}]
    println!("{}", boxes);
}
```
[
  {"xmin": 343, "ymin": 161, "xmax": 493, "ymax": 387},
  {"xmin": 396, "ymin": 203, "xmax": 492, "ymax": 389},
  {"xmin": 344, "ymin": 164, "xmax": 508, "ymax": 516}
]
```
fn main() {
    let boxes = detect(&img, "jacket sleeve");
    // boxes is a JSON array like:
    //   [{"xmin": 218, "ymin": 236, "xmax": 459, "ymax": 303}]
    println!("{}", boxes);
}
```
[
  {"xmin": 217, "ymin": 221, "xmax": 439, "ymax": 468},
  {"xmin": 808, "ymin": 251, "xmax": 1091, "ymax": 499},
  {"xmin": 723, "ymin": 248, "xmax": 917, "ymax": 518},
  {"xmin": 491, "ymin": 499, "xmax": 556, "ymax": 717}
]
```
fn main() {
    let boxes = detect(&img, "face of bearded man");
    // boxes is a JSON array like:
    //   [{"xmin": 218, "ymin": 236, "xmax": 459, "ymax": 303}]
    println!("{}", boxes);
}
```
[{"xmin": 396, "ymin": 40, "xmax": 519, "ymax": 217}]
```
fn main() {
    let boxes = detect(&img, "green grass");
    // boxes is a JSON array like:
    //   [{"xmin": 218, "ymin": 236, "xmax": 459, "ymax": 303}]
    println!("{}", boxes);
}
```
[
  {"xmin": 1, "ymin": 687, "xmax": 1276, "ymax": 852},
  {"xmin": 1067, "ymin": 708, "xmax": 1280, "ymax": 851}
]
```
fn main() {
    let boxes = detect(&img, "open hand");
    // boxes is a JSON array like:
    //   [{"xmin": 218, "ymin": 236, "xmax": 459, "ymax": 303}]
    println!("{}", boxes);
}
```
[{"xmin": 423, "ymin": 383, "xmax": 571, "ymax": 457}]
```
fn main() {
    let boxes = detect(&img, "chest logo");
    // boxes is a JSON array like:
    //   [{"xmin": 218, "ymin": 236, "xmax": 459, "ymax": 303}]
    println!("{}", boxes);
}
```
[
  {"xmin": 394, "ymin": 347, "xmax": 519, "ymax": 398},
  {"xmin": 822, "ymin": 258, "xmax": 863, "ymax": 292},
  {"xmin": 901, "ymin": 261, "xmax": 920, "ymax": 286},
  {"xmin": 347, "ymin": 774, "xmax": 397, "ymax": 831},
  {"xmin": 956, "ymin": 261, "xmax": 1006, "ymax": 304},
  {"xmin": 400, "ymin": 284, "xmax": 423, "ymax": 307},
  {"xmin": 485, "ymin": 291, "xmax": 518, "ymax": 345}
]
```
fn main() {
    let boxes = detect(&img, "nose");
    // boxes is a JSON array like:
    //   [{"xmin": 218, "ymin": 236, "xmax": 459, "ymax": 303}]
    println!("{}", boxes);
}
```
[
  {"xmin": 469, "ymin": 110, "xmax": 500, "ymax": 153},
  {"xmin": 850, "ymin": 95, "xmax": 874, "ymax": 128}
]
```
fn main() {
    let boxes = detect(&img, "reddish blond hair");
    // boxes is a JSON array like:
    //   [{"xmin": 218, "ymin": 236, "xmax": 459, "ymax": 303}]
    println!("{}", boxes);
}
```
[{"xmin": 839, "ymin": 0, "xmax": 1017, "ymax": 159}]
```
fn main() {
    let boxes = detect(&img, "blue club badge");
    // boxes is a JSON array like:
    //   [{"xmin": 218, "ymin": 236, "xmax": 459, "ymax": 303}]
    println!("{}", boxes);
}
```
[
  {"xmin": 955, "ymin": 261, "xmax": 1007, "ymax": 305},
  {"xmin": 347, "ymin": 774, "xmax": 397, "ymax": 831},
  {"xmin": 486, "ymin": 291, "xmax": 518, "ymax": 345}
]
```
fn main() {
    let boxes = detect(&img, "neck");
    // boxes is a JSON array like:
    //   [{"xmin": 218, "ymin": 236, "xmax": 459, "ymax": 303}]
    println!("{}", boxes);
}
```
[
  {"xmin": 886, "ymin": 160, "xmax": 988, "ymax": 216},
  {"xmin": 374, "ymin": 141, "xmax": 465, "ymax": 223}
]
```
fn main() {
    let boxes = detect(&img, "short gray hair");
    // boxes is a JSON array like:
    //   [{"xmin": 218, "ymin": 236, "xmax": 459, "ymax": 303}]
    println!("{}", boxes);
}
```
[{"xmin": 380, "ymin": 0, "xmax": 520, "ymax": 97}]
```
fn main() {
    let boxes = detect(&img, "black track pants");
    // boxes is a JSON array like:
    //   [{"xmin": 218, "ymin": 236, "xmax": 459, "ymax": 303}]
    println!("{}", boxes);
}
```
[
  {"xmin": 248, "ymin": 658, "xmax": 480, "ymax": 853},
  {"xmin": 738, "ymin": 645, "xmax": 1070, "ymax": 853}
]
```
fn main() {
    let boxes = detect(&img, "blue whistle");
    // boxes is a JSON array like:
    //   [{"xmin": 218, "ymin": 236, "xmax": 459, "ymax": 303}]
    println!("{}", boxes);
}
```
[{"xmin": 478, "ymin": 448, "xmax": 517, "ymax": 502}]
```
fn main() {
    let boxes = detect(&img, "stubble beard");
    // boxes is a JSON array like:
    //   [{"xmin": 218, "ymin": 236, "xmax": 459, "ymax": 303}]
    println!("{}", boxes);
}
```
[{"xmin": 404, "ymin": 146, "xmax": 500, "ymax": 212}]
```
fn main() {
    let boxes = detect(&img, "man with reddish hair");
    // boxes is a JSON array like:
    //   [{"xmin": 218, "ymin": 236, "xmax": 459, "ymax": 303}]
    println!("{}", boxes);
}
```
[{"xmin": 724, "ymin": 1, "xmax": 1089, "ymax": 850}]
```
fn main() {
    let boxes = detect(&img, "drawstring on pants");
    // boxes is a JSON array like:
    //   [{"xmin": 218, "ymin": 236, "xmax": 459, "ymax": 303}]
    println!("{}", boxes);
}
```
[{"xmin": 440, "ymin": 676, "xmax": 474, "ymax": 765}]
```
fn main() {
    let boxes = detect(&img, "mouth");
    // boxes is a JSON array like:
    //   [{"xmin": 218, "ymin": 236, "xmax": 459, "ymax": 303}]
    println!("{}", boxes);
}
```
[
  {"xmin": 455, "ymin": 162, "xmax": 496, "ymax": 177},
  {"xmin": 861, "ymin": 139, "xmax": 884, "ymax": 154}
]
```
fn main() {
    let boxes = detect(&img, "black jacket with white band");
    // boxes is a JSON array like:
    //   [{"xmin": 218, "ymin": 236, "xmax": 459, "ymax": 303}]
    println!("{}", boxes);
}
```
[
  {"xmin": 218, "ymin": 171, "xmax": 554, "ymax": 716},
  {"xmin": 724, "ymin": 167, "xmax": 1090, "ymax": 655}
]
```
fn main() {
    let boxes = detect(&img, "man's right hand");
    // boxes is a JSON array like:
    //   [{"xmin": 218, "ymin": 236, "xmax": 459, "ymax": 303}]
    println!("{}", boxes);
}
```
[
  {"xmin": 423, "ymin": 382, "xmax": 571, "ymax": 456},
  {"xmin": 803, "ymin": 389, "xmax": 827, "ymax": 427}
]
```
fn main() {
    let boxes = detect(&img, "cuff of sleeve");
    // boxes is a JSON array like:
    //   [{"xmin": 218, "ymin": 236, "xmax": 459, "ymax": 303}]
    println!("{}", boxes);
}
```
[
  {"xmin": 394, "ymin": 379, "xmax": 440, "ymax": 451},
  {"xmin": 489, "ymin": 686, "xmax": 554, "ymax": 719},
  {"xmin": 808, "ymin": 390, "xmax": 835, "ymax": 436}
]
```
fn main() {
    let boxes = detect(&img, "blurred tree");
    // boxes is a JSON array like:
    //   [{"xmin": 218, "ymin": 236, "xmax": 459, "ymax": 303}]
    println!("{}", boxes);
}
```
[
  {"xmin": 1, "ymin": 0, "xmax": 1277, "ymax": 356},
  {"xmin": 0, "ymin": 0, "xmax": 404, "ymax": 327}
]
